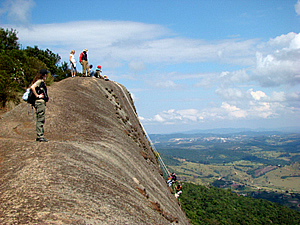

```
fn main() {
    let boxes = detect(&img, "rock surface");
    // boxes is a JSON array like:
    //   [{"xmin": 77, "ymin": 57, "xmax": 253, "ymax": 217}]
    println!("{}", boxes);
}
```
[{"xmin": 0, "ymin": 77, "xmax": 190, "ymax": 224}]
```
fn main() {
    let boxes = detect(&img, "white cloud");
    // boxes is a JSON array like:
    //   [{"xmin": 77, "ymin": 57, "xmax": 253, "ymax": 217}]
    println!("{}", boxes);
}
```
[
  {"xmin": 270, "ymin": 91, "xmax": 286, "ymax": 102},
  {"xmin": 268, "ymin": 32, "xmax": 300, "ymax": 52},
  {"xmin": 249, "ymin": 101, "xmax": 273, "ymax": 118},
  {"xmin": 10, "ymin": 20, "xmax": 171, "ymax": 65},
  {"xmin": 5, "ymin": 21, "xmax": 298, "ymax": 90},
  {"xmin": 220, "ymin": 102, "xmax": 247, "ymax": 118},
  {"xmin": 194, "ymin": 73, "xmax": 219, "ymax": 88},
  {"xmin": 213, "ymin": 33, "xmax": 300, "ymax": 89},
  {"xmin": 1, "ymin": 16, "xmax": 299, "ymax": 129},
  {"xmin": 153, "ymin": 114, "xmax": 165, "ymax": 122},
  {"xmin": 270, "ymin": 91, "xmax": 300, "ymax": 106},
  {"xmin": 215, "ymin": 88, "xmax": 245, "ymax": 100},
  {"xmin": 219, "ymin": 69, "xmax": 250, "ymax": 86},
  {"xmin": 151, "ymin": 80, "xmax": 178, "ymax": 89},
  {"xmin": 268, "ymin": 32, "xmax": 299, "ymax": 49},
  {"xmin": 177, "ymin": 109, "xmax": 204, "ymax": 121},
  {"xmin": 289, "ymin": 33, "xmax": 300, "ymax": 50},
  {"xmin": 295, "ymin": 0, "xmax": 300, "ymax": 16},
  {"xmin": 2, "ymin": 20, "xmax": 261, "ymax": 69},
  {"xmin": 128, "ymin": 61, "xmax": 146, "ymax": 72},
  {"xmin": 145, "ymin": 87, "xmax": 300, "ymax": 125},
  {"xmin": 151, "ymin": 109, "xmax": 204, "ymax": 124},
  {"xmin": 0, "ymin": 0, "xmax": 35, "ymax": 25},
  {"xmin": 253, "ymin": 48, "xmax": 300, "ymax": 87},
  {"xmin": 250, "ymin": 89, "xmax": 266, "ymax": 101}
]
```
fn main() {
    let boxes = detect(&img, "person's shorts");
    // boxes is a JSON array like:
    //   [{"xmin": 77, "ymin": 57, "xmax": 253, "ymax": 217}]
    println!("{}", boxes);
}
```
[{"xmin": 70, "ymin": 63, "xmax": 76, "ymax": 72}]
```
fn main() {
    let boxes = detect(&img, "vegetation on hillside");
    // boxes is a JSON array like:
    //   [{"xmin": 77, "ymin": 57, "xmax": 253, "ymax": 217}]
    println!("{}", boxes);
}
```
[
  {"xmin": 153, "ymin": 132, "xmax": 300, "ymax": 166},
  {"xmin": 154, "ymin": 132, "xmax": 300, "ymax": 211},
  {"xmin": 0, "ymin": 28, "xmax": 70, "ymax": 109},
  {"xmin": 180, "ymin": 183, "xmax": 300, "ymax": 225}
]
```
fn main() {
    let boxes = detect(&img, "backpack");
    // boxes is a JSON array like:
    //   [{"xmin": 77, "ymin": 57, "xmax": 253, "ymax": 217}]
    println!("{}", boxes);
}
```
[
  {"xmin": 39, "ymin": 82, "xmax": 49, "ymax": 102},
  {"xmin": 22, "ymin": 88, "xmax": 36, "ymax": 121},
  {"xmin": 22, "ymin": 88, "xmax": 36, "ymax": 105},
  {"xmin": 79, "ymin": 52, "xmax": 83, "ymax": 63},
  {"xmin": 22, "ymin": 81, "xmax": 48, "ymax": 105}
]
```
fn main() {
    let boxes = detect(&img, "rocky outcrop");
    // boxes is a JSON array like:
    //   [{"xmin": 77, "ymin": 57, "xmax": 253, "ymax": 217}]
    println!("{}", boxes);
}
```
[{"xmin": 0, "ymin": 77, "xmax": 190, "ymax": 224}]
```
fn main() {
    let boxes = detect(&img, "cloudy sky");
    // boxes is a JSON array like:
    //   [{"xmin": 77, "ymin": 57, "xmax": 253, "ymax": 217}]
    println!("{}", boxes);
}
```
[{"xmin": 1, "ymin": 0, "xmax": 300, "ymax": 134}]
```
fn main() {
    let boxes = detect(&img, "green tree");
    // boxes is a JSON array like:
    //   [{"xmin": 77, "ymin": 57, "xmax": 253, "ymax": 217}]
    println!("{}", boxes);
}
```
[
  {"xmin": 180, "ymin": 183, "xmax": 300, "ymax": 225},
  {"xmin": 0, "ymin": 27, "xmax": 68, "ymax": 109},
  {"xmin": 23, "ymin": 56, "xmax": 47, "ymax": 87},
  {"xmin": 0, "ymin": 28, "xmax": 19, "ymax": 50},
  {"xmin": 24, "ymin": 46, "xmax": 61, "ymax": 75},
  {"xmin": 55, "ymin": 61, "xmax": 70, "ymax": 81},
  {"xmin": 0, "ymin": 54, "xmax": 20, "ymax": 107}
]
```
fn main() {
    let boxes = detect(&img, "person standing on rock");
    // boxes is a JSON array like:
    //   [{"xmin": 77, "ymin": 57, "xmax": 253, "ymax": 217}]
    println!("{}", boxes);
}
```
[
  {"xmin": 79, "ymin": 49, "xmax": 90, "ymax": 77},
  {"xmin": 30, "ymin": 69, "xmax": 49, "ymax": 142},
  {"xmin": 69, "ymin": 50, "xmax": 77, "ymax": 77}
]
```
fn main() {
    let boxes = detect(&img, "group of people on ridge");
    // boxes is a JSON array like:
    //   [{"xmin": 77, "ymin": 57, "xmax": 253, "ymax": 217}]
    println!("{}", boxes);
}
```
[
  {"xmin": 28, "ymin": 67, "xmax": 182, "ymax": 200},
  {"xmin": 69, "ymin": 49, "xmax": 108, "ymax": 80},
  {"xmin": 28, "ymin": 49, "xmax": 110, "ymax": 142}
]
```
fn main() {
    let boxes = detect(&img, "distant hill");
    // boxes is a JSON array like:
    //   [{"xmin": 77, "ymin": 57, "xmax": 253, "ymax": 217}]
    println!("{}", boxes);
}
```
[
  {"xmin": 160, "ymin": 127, "xmax": 300, "ymax": 135},
  {"xmin": 149, "ymin": 127, "xmax": 300, "ymax": 215}
]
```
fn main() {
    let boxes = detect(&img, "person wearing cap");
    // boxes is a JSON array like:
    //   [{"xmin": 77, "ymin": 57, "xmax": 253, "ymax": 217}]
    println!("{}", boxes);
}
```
[
  {"xmin": 95, "ymin": 65, "xmax": 103, "ymax": 78},
  {"xmin": 30, "ymin": 69, "xmax": 49, "ymax": 142},
  {"xmin": 79, "ymin": 49, "xmax": 90, "ymax": 76}
]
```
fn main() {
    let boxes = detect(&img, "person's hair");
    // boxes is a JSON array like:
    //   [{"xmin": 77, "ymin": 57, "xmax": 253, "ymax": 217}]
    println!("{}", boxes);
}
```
[
  {"xmin": 32, "ymin": 73, "xmax": 45, "ymax": 84},
  {"xmin": 70, "ymin": 50, "xmax": 75, "ymax": 54}
]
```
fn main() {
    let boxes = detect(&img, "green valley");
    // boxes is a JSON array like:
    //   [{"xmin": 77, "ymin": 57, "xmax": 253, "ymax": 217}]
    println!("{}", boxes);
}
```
[{"xmin": 150, "ymin": 130, "xmax": 300, "ymax": 211}]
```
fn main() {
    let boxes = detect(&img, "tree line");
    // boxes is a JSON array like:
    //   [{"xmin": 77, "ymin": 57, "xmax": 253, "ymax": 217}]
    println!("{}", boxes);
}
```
[
  {"xmin": 180, "ymin": 183, "xmax": 300, "ymax": 225},
  {"xmin": 0, "ymin": 28, "xmax": 70, "ymax": 108}
]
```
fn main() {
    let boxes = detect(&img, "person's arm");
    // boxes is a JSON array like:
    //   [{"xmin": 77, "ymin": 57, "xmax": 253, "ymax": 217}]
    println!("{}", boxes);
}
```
[
  {"xmin": 31, "ymin": 81, "xmax": 44, "ymax": 99},
  {"xmin": 69, "ymin": 55, "xmax": 74, "ymax": 67}
]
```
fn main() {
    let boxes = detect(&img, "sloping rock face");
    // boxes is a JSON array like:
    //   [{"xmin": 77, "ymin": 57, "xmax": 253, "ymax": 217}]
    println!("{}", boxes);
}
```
[{"xmin": 0, "ymin": 77, "xmax": 190, "ymax": 224}]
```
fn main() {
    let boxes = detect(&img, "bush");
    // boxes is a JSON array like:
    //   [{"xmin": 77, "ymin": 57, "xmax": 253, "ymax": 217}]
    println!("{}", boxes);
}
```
[
  {"xmin": 0, "ymin": 54, "xmax": 20, "ymax": 108},
  {"xmin": 0, "ymin": 27, "xmax": 69, "ymax": 109}
]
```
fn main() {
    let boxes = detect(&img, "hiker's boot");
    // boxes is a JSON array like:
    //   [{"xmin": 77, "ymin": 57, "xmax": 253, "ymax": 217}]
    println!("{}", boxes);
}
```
[{"xmin": 36, "ymin": 138, "xmax": 48, "ymax": 142}]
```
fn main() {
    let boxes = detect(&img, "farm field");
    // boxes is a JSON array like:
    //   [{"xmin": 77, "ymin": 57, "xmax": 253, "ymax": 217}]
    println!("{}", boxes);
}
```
[
  {"xmin": 150, "ymin": 130, "xmax": 300, "ymax": 210},
  {"xmin": 168, "ymin": 160, "xmax": 300, "ymax": 192}
]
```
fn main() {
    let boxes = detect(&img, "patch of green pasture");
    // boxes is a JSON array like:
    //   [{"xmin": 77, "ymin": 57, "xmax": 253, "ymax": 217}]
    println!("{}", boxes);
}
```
[{"xmin": 169, "ymin": 161, "xmax": 300, "ymax": 193}]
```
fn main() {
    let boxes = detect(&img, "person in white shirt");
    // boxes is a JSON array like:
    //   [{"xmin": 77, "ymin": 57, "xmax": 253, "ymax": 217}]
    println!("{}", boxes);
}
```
[{"xmin": 69, "ymin": 50, "xmax": 77, "ymax": 77}]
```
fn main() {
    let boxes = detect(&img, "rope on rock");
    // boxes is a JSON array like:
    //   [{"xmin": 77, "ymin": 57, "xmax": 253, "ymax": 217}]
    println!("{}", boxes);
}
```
[{"xmin": 112, "ymin": 81, "xmax": 171, "ymax": 178}]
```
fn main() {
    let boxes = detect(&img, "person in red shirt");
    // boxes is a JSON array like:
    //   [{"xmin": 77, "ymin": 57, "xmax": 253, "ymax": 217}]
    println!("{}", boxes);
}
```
[{"xmin": 79, "ymin": 49, "xmax": 90, "ymax": 76}]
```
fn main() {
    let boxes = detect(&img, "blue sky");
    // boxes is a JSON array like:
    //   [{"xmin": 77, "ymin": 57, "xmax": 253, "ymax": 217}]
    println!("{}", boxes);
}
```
[{"xmin": 1, "ymin": 0, "xmax": 300, "ymax": 134}]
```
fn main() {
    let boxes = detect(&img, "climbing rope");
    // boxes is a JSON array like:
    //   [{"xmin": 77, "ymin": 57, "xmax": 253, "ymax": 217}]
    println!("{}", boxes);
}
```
[{"xmin": 112, "ymin": 81, "xmax": 171, "ymax": 178}]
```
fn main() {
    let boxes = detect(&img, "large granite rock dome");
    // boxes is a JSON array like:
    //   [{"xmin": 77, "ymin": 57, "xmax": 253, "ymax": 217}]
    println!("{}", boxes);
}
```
[{"xmin": 0, "ymin": 77, "xmax": 190, "ymax": 224}]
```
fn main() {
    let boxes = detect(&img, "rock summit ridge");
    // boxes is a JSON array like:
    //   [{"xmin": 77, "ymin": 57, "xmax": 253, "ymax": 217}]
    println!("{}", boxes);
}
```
[{"xmin": 0, "ymin": 77, "xmax": 190, "ymax": 224}]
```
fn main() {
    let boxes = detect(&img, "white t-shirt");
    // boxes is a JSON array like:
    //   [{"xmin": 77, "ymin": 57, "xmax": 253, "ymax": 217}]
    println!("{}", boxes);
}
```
[{"xmin": 70, "ymin": 54, "xmax": 76, "ymax": 67}]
